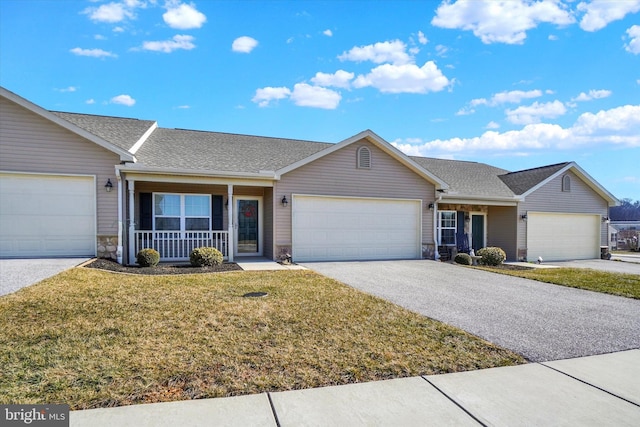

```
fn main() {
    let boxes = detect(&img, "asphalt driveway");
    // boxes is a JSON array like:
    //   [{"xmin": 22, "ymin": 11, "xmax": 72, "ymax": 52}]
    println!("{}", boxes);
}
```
[
  {"xmin": 0, "ymin": 258, "xmax": 90, "ymax": 296},
  {"xmin": 302, "ymin": 260, "xmax": 640, "ymax": 362}
]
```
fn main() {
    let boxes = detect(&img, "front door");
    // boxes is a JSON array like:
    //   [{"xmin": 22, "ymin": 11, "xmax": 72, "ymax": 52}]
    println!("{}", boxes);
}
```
[
  {"xmin": 471, "ymin": 214, "xmax": 485, "ymax": 252},
  {"xmin": 234, "ymin": 197, "xmax": 262, "ymax": 256}
]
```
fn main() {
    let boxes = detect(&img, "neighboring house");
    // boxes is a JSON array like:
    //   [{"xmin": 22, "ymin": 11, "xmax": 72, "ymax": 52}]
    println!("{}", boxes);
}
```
[{"xmin": 0, "ymin": 87, "xmax": 619, "ymax": 264}]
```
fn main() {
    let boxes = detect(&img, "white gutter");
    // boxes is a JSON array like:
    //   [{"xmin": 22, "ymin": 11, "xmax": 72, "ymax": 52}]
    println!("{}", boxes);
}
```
[{"xmin": 116, "ymin": 164, "xmax": 278, "ymax": 180}]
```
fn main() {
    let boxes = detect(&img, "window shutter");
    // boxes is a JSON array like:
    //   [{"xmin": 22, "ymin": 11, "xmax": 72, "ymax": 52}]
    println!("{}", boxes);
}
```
[
  {"xmin": 212, "ymin": 195, "xmax": 223, "ymax": 230},
  {"xmin": 139, "ymin": 193, "xmax": 153, "ymax": 230}
]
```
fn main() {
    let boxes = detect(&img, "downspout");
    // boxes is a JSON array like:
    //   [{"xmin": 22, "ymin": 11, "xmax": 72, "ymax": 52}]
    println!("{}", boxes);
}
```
[{"xmin": 115, "ymin": 167, "xmax": 123, "ymax": 264}]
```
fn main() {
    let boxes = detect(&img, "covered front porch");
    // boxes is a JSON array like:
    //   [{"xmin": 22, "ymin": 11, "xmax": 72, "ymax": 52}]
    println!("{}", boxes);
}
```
[{"xmin": 117, "ymin": 169, "xmax": 276, "ymax": 265}]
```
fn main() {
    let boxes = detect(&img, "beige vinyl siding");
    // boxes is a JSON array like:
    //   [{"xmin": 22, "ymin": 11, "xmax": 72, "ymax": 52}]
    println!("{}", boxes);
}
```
[
  {"xmin": 518, "ymin": 170, "xmax": 609, "ymax": 251},
  {"xmin": 487, "ymin": 206, "xmax": 518, "ymax": 260},
  {"xmin": 0, "ymin": 97, "xmax": 120, "ymax": 236},
  {"xmin": 275, "ymin": 140, "xmax": 435, "ymax": 248}
]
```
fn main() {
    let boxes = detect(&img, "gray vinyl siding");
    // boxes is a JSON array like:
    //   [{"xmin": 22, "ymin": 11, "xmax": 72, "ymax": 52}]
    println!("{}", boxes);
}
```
[
  {"xmin": 0, "ymin": 97, "xmax": 120, "ymax": 236},
  {"xmin": 517, "ymin": 170, "xmax": 609, "ymax": 250},
  {"xmin": 275, "ymin": 140, "xmax": 436, "ymax": 249},
  {"xmin": 487, "ymin": 206, "xmax": 518, "ymax": 260}
]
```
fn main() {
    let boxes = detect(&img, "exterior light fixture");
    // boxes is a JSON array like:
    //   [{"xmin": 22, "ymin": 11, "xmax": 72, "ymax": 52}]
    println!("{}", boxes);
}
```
[
  {"xmin": 520, "ymin": 214, "xmax": 528, "ymax": 221},
  {"xmin": 428, "ymin": 203, "xmax": 434, "ymax": 211},
  {"xmin": 602, "ymin": 216, "xmax": 609, "ymax": 223},
  {"xmin": 281, "ymin": 195, "xmax": 289, "ymax": 207},
  {"xmin": 105, "ymin": 178, "xmax": 113, "ymax": 192}
]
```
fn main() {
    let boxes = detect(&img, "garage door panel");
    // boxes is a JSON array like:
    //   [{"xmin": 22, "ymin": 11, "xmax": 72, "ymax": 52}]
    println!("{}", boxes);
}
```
[
  {"xmin": 527, "ymin": 213, "xmax": 599, "ymax": 261},
  {"xmin": 292, "ymin": 195, "xmax": 421, "ymax": 262},
  {"xmin": 0, "ymin": 173, "xmax": 96, "ymax": 258}
]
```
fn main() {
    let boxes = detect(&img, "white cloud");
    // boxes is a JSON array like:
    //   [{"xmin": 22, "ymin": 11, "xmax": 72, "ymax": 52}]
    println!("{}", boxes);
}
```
[
  {"xmin": 472, "ymin": 89, "xmax": 544, "ymax": 107},
  {"xmin": 290, "ymin": 83, "xmax": 341, "ymax": 109},
  {"xmin": 232, "ymin": 36, "xmax": 258, "ymax": 53},
  {"xmin": 142, "ymin": 35, "xmax": 195, "ymax": 53},
  {"xmin": 252, "ymin": 86, "xmax": 291, "ymax": 107},
  {"xmin": 56, "ymin": 86, "xmax": 77, "ymax": 93},
  {"xmin": 486, "ymin": 121, "xmax": 500, "ymax": 129},
  {"xmin": 435, "ymin": 44, "xmax": 449, "ymax": 57},
  {"xmin": 323, "ymin": 29, "xmax": 333, "ymax": 37},
  {"xmin": 353, "ymin": 61, "xmax": 450, "ymax": 94},
  {"xmin": 432, "ymin": 0, "xmax": 575, "ymax": 44},
  {"xmin": 70, "ymin": 47, "xmax": 117, "ymax": 58},
  {"xmin": 548, "ymin": 34, "xmax": 558, "ymax": 41},
  {"xmin": 578, "ymin": 0, "xmax": 640, "ymax": 32},
  {"xmin": 506, "ymin": 100, "xmax": 567, "ymax": 124},
  {"xmin": 572, "ymin": 89, "xmax": 612, "ymax": 102},
  {"xmin": 86, "ymin": 99, "xmax": 96, "ymax": 105},
  {"xmin": 625, "ymin": 25, "xmax": 640, "ymax": 54},
  {"xmin": 163, "ymin": 2, "xmax": 207, "ymax": 29},
  {"xmin": 94, "ymin": 34, "xmax": 107, "ymax": 40},
  {"xmin": 338, "ymin": 40, "xmax": 412, "ymax": 65},
  {"xmin": 310, "ymin": 70, "xmax": 354, "ymax": 89},
  {"xmin": 84, "ymin": 2, "xmax": 133, "ymax": 23},
  {"xmin": 417, "ymin": 31, "xmax": 428, "ymax": 45},
  {"xmin": 110, "ymin": 94, "xmax": 136, "ymax": 106},
  {"xmin": 392, "ymin": 104, "xmax": 640, "ymax": 157}
]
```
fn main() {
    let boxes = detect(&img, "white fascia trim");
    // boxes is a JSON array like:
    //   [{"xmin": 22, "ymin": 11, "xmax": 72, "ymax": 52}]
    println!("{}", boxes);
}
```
[
  {"xmin": 117, "ymin": 164, "xmax": 278, "ymax": 180},
  {"xmin": 520, "ymin": 162, "xmax": 619, "ymax": 207},
  {"xmin": 440, "ymin": 194, "xmax": 522, "ymax": 206},
  {"xmin": 128, "ymin": 121, "xmax": 158, "ymax": 155},
  {"xmin": 1, "ymin": 86, "xmax": 136, "ymax": 163},
  {"xmin": 275, "ymin": 129, "xmax": 449, "ymax": 190}
]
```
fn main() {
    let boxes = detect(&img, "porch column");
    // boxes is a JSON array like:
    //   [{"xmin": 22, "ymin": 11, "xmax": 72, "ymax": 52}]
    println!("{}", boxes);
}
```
[
  {"xmin": 116, "ymin": 172, "xmax": 123, "ymax": 264},
  {"xmin": 227, "ymin": 184, "xmax": 234, "ymax": 262},
  {"xmin": 128, "ymin": 180, "xmax": 135, "ymax": 265}
]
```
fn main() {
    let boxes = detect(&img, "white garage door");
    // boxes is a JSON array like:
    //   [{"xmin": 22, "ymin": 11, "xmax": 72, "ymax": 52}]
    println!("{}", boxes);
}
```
[
  {"xmin": 527, "ymin": 212, "xmax": 600, "ymax": 261},
  {"xmin": 292, "ymin": 195, "xmax": 421, "ymax": 262},
  {"xmin": 0, "ymin": 173, "xmax": 96, "ymax": 257}
]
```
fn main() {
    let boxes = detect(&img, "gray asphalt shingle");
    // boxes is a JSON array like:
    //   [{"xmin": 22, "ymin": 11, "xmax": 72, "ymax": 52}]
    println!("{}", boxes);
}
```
[{"xmin": 499, "ymin": 162, "xmax": 570, "ymax": 195}]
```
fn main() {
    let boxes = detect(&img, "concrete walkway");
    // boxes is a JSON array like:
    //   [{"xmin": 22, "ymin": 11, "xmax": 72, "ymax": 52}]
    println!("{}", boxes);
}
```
[{"xmin": 69, "ymin": 350, "xmax": 640, "ymax": 426}]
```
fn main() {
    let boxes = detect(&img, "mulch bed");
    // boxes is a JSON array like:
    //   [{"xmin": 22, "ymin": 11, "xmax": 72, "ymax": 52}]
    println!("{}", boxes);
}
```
[{"xmin": 84, "ymin": 258, "xmax": 243, "ymax": 275}]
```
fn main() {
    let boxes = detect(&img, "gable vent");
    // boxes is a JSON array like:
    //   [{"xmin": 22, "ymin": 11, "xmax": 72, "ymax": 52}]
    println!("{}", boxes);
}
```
[{"xmin": 357, "ymin": 146, "xmax": 371, "ymax": 169}]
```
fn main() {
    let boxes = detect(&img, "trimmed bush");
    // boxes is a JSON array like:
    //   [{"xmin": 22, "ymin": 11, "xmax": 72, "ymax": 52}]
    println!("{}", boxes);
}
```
[
  {"xmin": 477, "ymin": 247, "xmax": 506, "ymax": 266},
  {"xmin": 454, "ymin": 253, "xmax": 473, "ymax": 265},
  {"xmin": 190, "ymin": 247, "xmax": 223, "ymax": 267},
  {"xmin": 136, "ymin": 248, "xmax": 160, "ymax": 267}
]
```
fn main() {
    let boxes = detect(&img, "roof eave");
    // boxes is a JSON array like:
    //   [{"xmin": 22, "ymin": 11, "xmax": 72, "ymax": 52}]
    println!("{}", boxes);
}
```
[
  {"xmin": 1, "ymin": 86, "xmax": 136, "ymax": 163},
  {"xmin": 520, "ymin": 162, "xmax": 619, "ymax": 207},
  {"xmin": 117, "ymin": 164, "xmax": 278, "ymax": 180},
  {"xmin": 275, "ymin": 129, "xmax": 449, "ymax": 190}
]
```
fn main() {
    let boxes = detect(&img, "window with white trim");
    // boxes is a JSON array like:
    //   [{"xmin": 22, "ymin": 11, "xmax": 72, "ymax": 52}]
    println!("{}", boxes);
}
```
[
  {"xmin": 154, "ymin": 193, "xmax": 211, "ymax": 231},
  {"xmin": 357, "ymin": 146, "xmax": 371, "ymax": 169},
  {"xmin": 562, "ymin": 175, "xmax": 571, "ymax": 192},
  {"xmin": 438, "ymin": 211, "xmax": 457, "ymax": 246}
]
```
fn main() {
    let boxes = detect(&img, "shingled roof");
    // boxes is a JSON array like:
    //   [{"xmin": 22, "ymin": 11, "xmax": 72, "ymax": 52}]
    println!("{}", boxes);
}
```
[
  {"xmin": 51, "ymin": 111, "xmax": 156, "ymax": 153},
  {"xmin": 498, "ymin": 162, "xmax": 570, "ymax": 195},
  {"xmin": 410, "ymin": 157, "xmax": 515, "ymax": 198},
  {"xmin": 134, "ymin": 127, "xmax": 332, "ymax": 173}
]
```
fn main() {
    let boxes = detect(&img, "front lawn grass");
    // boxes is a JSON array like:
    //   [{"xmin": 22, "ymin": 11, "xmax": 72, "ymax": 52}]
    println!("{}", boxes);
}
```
[
  {"xmin": 476, "ymin": 267, "xmax": 640, "ymax": 299},
  {"xmin": 1, "ymin": 268, "xmax": 524, "ymax": 409}
]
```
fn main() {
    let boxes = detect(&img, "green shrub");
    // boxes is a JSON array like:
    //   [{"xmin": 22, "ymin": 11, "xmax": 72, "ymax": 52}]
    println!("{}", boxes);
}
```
[
  {"xmin": 190, "ymin": 247, "xmax": 223, "ymax": 267},
  {"xmin": 136, "ymin": 248, "xmax": 160, "ymax": 267},
  {"xmin": 477, "ymin": 247, "xmax": 506, "ymax": 266},
  {"xmin": 454, "ymin": 253, "xmax": 473, "ymax": 265}
]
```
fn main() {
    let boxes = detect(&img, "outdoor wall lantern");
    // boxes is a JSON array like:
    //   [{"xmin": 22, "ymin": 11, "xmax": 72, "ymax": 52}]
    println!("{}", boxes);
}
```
[
  {"xmin": 602, "ymin": 216, "xmax": 609, "ymax": 223},
  {"xmin": 520, "ymin": 213, "xmax": 528, "ymax": 221},
  {"xmin": 428, "ymin": 203, "xmax": 434, "ymax": 211},
  {"xmin": 281, "ymin": 195, "xmax": 289, "ymax": 207},
  {"xmin": 105, "ymin": 178, "xmax": 113, "ymax": 192}
]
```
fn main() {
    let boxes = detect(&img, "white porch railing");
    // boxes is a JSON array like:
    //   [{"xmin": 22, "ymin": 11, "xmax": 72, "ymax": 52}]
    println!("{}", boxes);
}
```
[{"xmin": 134, "ymin": 231, "xmax": 229, "ymax": 261}]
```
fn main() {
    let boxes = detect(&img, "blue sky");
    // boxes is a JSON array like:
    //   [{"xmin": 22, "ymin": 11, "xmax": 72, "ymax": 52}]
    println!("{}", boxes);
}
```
[{"xmin": 1, "ymin": 0, "xmax": 638, "ymax": 200}]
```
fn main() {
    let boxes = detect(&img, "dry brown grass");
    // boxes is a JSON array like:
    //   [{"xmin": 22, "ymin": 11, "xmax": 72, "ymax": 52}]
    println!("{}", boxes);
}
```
[{"xmin": 0, "ymin": 268, "xmax": 524, "ymax": 409}]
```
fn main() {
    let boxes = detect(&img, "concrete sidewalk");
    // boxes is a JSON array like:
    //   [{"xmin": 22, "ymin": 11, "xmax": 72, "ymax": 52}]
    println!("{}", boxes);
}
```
[{"xmin": 70, "ymin": 349, "xmax": 640, "ymax": 426}]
